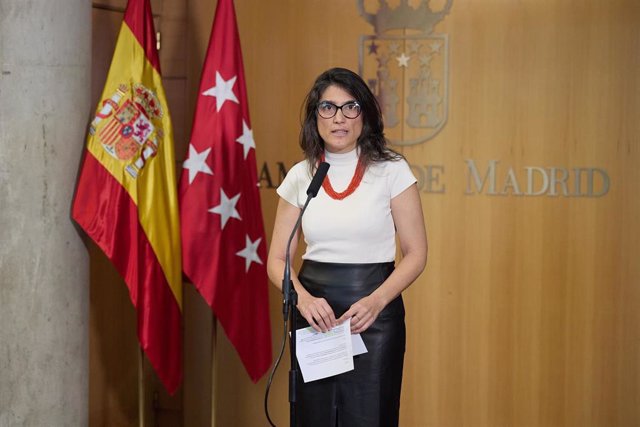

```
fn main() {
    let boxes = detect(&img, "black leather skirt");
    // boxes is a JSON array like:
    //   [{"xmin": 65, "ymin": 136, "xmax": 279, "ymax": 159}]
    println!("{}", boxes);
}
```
[{"xmin": 295, "ymin": 260, "xmax": 406, "ymax": 427}]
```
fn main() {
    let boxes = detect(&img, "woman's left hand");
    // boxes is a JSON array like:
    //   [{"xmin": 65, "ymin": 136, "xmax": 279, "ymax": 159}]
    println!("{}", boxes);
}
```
[{"xmin": 338, "ymin": 294, "xmax": 385, "ymax": 334}]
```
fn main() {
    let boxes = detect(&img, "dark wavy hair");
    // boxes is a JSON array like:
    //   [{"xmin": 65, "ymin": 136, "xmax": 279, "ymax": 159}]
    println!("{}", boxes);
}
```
[{"xmin": 300, "ymin": 67, "xmax": 402, "ymax": 173}]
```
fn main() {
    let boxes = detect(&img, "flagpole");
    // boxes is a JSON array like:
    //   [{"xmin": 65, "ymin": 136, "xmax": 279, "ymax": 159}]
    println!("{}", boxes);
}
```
[
  {"xmin": 138, "ymin": 348, "xmax": 145, "ymax": 427},
  {"xmin": 211, "ymin": 318, "xmax": 217, "ymax": 427}
]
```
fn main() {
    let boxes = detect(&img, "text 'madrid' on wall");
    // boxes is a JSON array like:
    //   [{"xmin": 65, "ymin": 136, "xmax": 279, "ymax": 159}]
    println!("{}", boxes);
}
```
[
  {"xmin": 259, "ymin": 1, "xmax": 610, "ymax": 199},
  {"xmin": 259, "ymin": 160, "xmax": 609, "ymax": 198}
]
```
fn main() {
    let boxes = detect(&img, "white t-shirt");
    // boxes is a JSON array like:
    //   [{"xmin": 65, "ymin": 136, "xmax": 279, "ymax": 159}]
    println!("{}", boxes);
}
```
[{"xmin": 276, "ymin": 148, "xmax": 417, "ymax": 263}]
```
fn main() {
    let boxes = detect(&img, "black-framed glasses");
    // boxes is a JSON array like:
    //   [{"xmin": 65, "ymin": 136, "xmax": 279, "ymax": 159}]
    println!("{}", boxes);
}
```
[{"xmin": 317, "ymin": 101, "xmax": 362, "ymax": 119}]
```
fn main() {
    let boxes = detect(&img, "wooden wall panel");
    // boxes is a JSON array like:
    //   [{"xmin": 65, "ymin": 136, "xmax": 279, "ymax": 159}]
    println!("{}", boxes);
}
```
[
  {"xmin": 90, "ymin": 0, "xmax": 639, "ymax": 426},
  {"xmin": 206, "ymin": 1, "xmax": 640, "ymax": 426}
]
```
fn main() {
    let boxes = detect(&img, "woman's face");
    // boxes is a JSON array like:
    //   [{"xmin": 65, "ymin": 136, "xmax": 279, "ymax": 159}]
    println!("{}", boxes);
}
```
[{"xmin": 316, "ymin": 85, "xmax": 363, "ymax": 154}]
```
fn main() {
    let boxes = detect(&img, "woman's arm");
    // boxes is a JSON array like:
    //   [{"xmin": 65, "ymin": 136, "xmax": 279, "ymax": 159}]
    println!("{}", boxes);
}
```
[
  {"xmin": 267, "ymin": 198, "xmax": 337, "ymax": 332},
  {"xmin": 338, "ymin": 183, "xmax": 428, "ymax": 333}
]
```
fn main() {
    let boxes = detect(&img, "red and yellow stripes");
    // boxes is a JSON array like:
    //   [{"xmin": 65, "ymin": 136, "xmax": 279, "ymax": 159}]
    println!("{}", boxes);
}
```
[
  {"xmin": 73, "ymin": 154, "xmax": 182, "ymax": 392},
  {"xmin": 72, "ymin": 0, "xmax": 182, "ymax": 393}
]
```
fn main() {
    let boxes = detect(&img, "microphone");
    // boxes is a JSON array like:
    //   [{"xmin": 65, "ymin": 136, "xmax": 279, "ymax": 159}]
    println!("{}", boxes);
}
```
[
  {"xmin": 306, "ymin": 161, "xmax": 330, "ymax": 197},
  {"xmin": 282, "ymin": 161, "xmax": 330, "ymax": 319}
]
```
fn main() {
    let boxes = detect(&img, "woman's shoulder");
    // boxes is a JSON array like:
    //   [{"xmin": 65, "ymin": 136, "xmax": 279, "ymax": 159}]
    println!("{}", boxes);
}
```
[
  {"xmin": 281, "ymin": 158, "xmax": 313, "ymax": 186},
  {"xmin": 287, "ymin": 158, "xmax": 312, "ymax": 176},
  {"xmin": 367, "ymin": 156, "xmax": 416, "ymax": 196},
  {"xmin": 370, "ymin": 155, "xmax": 411, "ymax": 174},
  {"xmin": 277, "ymin": 158, "xmax": 312, "ymax": 204}
]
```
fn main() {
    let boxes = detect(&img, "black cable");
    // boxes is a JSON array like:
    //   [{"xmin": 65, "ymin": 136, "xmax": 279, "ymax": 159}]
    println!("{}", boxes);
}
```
[{"xmin": 264, "ymin": 317, "xmax": 289, "ymax": 427}]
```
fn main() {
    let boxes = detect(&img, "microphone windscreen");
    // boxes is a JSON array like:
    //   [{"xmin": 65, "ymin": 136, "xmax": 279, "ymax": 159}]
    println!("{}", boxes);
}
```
[{"xmin": 306, "ymin": 162, "xmax": 330, "ymax": 197}]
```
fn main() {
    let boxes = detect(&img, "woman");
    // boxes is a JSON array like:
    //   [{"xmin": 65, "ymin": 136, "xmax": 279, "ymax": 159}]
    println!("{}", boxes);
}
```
[{"xmin": 267, "ymin": 67, "xmax": 427, "ymax": 427}]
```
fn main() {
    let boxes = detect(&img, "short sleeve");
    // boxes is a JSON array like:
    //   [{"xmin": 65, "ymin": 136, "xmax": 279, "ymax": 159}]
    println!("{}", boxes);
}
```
[
  {"xmin": 276, "ymin": 161, "xmax": 310, "ymax": 208},
  {"xmin": 389, "ymin": 158, "xmax": 417, "ymax": 198}
]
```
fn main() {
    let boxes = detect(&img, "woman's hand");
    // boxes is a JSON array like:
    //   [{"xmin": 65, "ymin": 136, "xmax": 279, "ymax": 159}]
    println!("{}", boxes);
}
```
[
  {"xmin": 297, "ymin": 292, "xmax": 337, "ymax": 333},
  {"xmin": 338, "ymin": 294, "xmax": 386, "ymax": 334}
]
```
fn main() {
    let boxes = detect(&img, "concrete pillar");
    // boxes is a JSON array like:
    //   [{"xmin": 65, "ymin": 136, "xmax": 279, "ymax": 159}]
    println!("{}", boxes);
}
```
[{"xmin": 0, "ymin": 0, "xmax": 91, "ymax": 425}]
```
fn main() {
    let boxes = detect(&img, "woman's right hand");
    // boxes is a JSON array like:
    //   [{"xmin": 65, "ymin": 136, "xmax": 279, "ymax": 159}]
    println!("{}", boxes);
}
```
[
  {"xmin": 296, "ymin": 292, "xmax": 337, "ymax": 333},
  {"xmin": 267, "ymin": 198, "xmax": 336, "ymax": 333}
]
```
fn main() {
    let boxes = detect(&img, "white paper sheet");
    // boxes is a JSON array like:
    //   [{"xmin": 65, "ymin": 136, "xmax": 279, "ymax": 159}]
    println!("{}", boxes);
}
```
[
  {"xmin": 296, "ymin": 320, "xmax": 354, "ymax": 383},
  {"xmin": 351, "ymin": 332, "xmax": 368, "ymax": 356}
]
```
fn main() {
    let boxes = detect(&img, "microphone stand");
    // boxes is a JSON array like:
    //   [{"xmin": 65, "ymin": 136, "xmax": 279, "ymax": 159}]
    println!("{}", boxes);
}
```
[
  {"xmin": 282, "ymin": 162, "xmax": 329, "ymax": 427},
  {"xmin": 282, "ymin": 194, "xmax": 312, "ymax": 427}
]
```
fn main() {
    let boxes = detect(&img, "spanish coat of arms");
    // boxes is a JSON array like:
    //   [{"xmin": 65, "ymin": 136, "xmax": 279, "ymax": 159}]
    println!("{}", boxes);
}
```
[{"xmin": 89, "ymin": 83, "xmax": 164, "ymax": 179}]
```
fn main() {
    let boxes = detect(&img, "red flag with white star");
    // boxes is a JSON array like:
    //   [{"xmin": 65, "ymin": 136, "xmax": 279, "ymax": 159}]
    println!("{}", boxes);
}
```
[{"xmin": 178, "ymin": 0, "xmax": 272, "ymax": 382}]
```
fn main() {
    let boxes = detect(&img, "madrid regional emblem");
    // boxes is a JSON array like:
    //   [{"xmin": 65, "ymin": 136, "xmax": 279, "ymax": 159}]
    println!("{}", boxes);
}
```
[
  {"xmin": 357, "ymin": 0, "xmax": 453, "ymax": 145},
  {"xmin": 89, "ymin": 83, "xmax": 164, "ymax": 179}
]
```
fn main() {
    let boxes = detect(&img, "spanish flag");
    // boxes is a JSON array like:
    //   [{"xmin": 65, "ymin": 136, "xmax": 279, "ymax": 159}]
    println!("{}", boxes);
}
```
[{"xmin": 72, "ymin": 0, "xmax": 182, "ymax": 394}]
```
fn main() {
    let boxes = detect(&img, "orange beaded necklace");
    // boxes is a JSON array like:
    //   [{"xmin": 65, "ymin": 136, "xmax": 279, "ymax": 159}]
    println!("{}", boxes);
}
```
[{"xmin": 320, "ymin": 152, "xmax": 366, "ymax": 200}]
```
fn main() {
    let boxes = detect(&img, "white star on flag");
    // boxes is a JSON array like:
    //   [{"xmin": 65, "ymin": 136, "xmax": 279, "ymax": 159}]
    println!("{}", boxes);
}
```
[
  {"xmin": 236, "ymin": 235, "xmax": 263, "ymax": 272},
  {"xmin": 202, "ymin": 71, "xmax": 239, "ymax": 112},
  {"xmin": 182, "ymin": 144, "xmax": 213, "ymax": 184},
  {"xmin": 236, "ymin": 120, "xmax": 255, "ymax": 159},
  {"xmin": 396, "ymin": 53, "xmax": 410, "ymax": 68},
  {"xmin": 208, "ymin": 189, "xmax": 241, "ymax": 229}
]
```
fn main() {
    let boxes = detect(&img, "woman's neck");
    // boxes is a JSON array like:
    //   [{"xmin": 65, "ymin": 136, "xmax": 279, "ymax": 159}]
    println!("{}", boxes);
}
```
[{"xmin": 324, "ymin": 147, "xmax": 358, "ymax": 165}]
